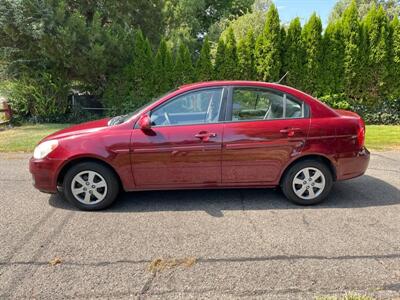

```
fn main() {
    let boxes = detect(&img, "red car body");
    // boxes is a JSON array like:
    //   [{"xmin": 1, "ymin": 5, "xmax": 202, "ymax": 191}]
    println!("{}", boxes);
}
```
[{"xmin": 29, "ymin": 81, "xmax": 370, "ymax": 196}]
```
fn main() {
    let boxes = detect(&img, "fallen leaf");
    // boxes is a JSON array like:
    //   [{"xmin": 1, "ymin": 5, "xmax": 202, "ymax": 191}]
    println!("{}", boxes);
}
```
[
  {"xmin": 148, "ymin": 257, "xmax": 196, "ymax": 274},
  {"xmin": 49, "ymin": 257, "xmax": 62, "ymax": 266}
]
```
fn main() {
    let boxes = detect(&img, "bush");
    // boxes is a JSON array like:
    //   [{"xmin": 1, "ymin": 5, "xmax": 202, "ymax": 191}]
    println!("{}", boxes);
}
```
[
  {"xmin": 0, "ymin": 75, "xmax": 104, "ymax": 124},
  {"xmin": 319, "ymin": 94, "xmax": 351, "ymax": 110},
  {"xmin": 34, "ymin": 105, "xmax": 101, "ymax": 124},
  {"xmin": 352, "ymin": 98, "xmax": 400, "ymax": 125},
  {"xmin": 320, "ymin": 94, "xmax": 400, "ymax": 125},
  {"xmin": 1, "ymin": 73, "xmax": 69, "ymax": 122}
]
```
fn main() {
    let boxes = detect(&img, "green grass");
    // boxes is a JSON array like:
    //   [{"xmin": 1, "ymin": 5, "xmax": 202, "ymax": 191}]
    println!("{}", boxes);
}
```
[
  {"xmin": 0, "ymin": 123, "xmax": 70, "ymax": 152},
  {"xmin": 365, "ymin": 125, "xmax": 400, "ymax": 151},
  {"xmin": 0, "ymin": 123, "xmax": 399, "ymax": 153}
]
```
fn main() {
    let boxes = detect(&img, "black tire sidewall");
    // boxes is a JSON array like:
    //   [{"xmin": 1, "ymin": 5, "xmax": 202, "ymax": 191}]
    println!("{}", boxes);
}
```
[
  {"xmin": 63, "ymin": 162, "xmax": 119, "ymax": 210},
  {"xmin": 282, "ymin": 160, "xmax": 333, "ymax": 205}
]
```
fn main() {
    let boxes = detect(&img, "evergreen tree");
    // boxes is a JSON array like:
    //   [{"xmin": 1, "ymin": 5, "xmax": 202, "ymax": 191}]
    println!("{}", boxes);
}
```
[
  {"xmin": 196, "ymin": 37, "xmax": 213, "ymax": 81},
  {"xmin": 279, "ymin": 25, "xmax": 287, "ymax": 80},
  {"xmin": 224, "ymin": 27, "xmax": 239, "ymax": 79},
  {"xmin": 214, "ymin": 38, "xmax": 227, "ymax": 79},
  {"xmin": 342, "ymin": 0, "xmax": 363, "ymax": 99},
  {"xmin": 154, "ymin": 39, "xmax": 174, "ymax": 94},
  {"xmin": 390, "ymin": 16, "xmax": 400, "ymax": 98},
  {"xmin": 283, "ymin": 17, "xmax": 305, "ymax": 89},
  {"xmin": 174, "ymin": 43, "xmax": 194, "ymax": 86},
  {"xmin": 255, "ymin": 3, "xmax": 282, "ymax": 82},
  {"xmin": 322, "ymin": 21, "xmax": 345, "ymax": 94},
  {"xmin": 103, "ymin": 30, "xmax": 154, "ymax": 113},
  {"xmin": 302, "ymin": 13, "xmax": 323, "ymax": 95},
  {"xmin": 131, "ymin": 31, "xmax": 155, "ymax": 102},
  {"xmin": 363, "ymin": 4, "xmax": 391, "ymax": 100},
  {"xmin": 237, "ymin": 30, "xmax": 257, "ymax": 80}
]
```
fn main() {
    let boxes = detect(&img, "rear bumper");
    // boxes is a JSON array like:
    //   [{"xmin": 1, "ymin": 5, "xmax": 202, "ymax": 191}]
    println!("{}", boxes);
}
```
[
  {"xmin": 336, "ymin": 147, "xmax": 370, "ymax": 181},
  {"xmin": 29, "ymin": 157, "xmax": 64, "ymax": 193}
]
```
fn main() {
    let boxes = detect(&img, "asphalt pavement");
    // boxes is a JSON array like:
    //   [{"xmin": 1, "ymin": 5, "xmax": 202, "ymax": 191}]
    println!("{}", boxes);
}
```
[{"xmin": 0, "ymin": 151, "xmax": 399, "ymax": 299}]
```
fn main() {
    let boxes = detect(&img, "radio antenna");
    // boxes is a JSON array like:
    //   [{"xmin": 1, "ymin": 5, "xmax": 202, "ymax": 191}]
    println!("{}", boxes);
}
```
[{"xmin": 276, "ymin": 71, "xmax": 289, "ymax": 84}]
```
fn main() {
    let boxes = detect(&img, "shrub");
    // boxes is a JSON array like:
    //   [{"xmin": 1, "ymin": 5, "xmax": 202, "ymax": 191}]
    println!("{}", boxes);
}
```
[
  {"xmin": 353, "ymin": 98, "xmax": 400, "ymax": 125},
  {"xmin": 319, "ymin": 94, "xmax": 351, "ymax": 110},
  {"xmin": 320, "ymin": 94, "xmax": 400, "ymax": 124},
  {"xmin": 1, "ymin": 73, "xmax": 69, "ymax": 122}
]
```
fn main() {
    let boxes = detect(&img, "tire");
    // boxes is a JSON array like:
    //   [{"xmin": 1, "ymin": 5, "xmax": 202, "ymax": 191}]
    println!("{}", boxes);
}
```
[
  {"xmin": 63, "ymin": 162, "xmax": 120, "ymax": 210},
  {"xmin": 281, "ymin": 159, "xmax": 333, "ymax": 205}
]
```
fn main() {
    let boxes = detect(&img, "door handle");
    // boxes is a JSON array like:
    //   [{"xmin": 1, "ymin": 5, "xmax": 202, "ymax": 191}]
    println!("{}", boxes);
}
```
[
  {"xmin": 195, "ymin": 132, "xmax": 217, "ymax": 140},
  {"xmin": 280, "ymin": 128, "xmax": 302, "ymax": 137}
]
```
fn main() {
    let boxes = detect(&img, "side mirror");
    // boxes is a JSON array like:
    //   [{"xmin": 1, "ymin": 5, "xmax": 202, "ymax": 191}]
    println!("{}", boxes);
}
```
[{"xmin": 138, "ymin": 114, "xmax": 152, "ymax": 130}]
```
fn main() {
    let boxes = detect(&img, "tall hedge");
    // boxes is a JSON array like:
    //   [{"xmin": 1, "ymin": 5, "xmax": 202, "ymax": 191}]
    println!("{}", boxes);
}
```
[
  {"xmin": 196, "ymin": 37, "xmax": 213, "ymax": 81},
  {"xmin": 391, "ymin": 16, "xmax": 400, "ymax": 98},
  {"xmin": 4, "ymin": 0, "xmax": 399, "ymax": 123},
  {"xmin": 322, "ymin": 21, "xmax": 345, "ymax": 94},
  {"xmin": 284, "ymin": 18, "xmax": 305, "ymax": 90},
  {"xmin": 103, "ymin": 2, "xmax": 399, "ymax": 118},
  {"xmin": 342, "ymin": 0, "xmax": 363, "ymax": 99},
  {"xmin": 302, "ymin": 13, "xmax": 323, "ymax": 95},
  {"xmin": 255, "ymin": 4, "xmax": 282, "ymax": 82},
  {"xmin": 238, "ymin": 30, "xmax": 257, "ymax": 81},
  {"xmin": 363, "ymin": 5, "xmax": 391, "ymax": 102}
]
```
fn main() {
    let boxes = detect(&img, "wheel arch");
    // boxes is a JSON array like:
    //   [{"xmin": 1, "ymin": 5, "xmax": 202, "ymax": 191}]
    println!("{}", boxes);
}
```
[
  {"xmin": 279, "ymin": 154, "xmax": 337, "ymax": 185},
  {"xmin": 57, "ymin": 157, "xmax": 123, "ymax": 190}
]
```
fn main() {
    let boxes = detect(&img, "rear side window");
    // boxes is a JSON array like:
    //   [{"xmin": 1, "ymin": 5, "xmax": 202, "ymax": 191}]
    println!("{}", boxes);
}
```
[{"xmin": 231, "ymin": 88, "xmax": 308, "ymax": 121}]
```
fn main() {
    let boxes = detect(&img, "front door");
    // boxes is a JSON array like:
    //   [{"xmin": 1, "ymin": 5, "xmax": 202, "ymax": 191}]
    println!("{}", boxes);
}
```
[
  {"xmin": 131, "ymin": 88, "xmax": 226, "ymax": 187},
  {"xmin": 222, "ymin": 87, "xmax": 311, "ymax": 184}
]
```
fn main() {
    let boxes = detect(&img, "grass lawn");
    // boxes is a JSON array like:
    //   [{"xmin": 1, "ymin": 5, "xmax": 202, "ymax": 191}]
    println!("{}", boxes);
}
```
[
  {"xmin": 0, "ymin": 123, "xmax": 70, "ymax": 152},
  {"xmin": 0, "ymin": 123, "xmax": 399, "ymax": 153},
  {"xmin": 365, "ymin": 125, "xmax": 400, "ymax": 151}
]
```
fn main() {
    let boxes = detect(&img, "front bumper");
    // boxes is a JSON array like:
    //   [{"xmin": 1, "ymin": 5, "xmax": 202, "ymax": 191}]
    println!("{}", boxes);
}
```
[
  {"xmin": 29, "ymin": 157, "xmax": 64, "ymax": 193},
  {"xmin": 336, "ymin": 147, "xmax": 370, "ymax": 181}
]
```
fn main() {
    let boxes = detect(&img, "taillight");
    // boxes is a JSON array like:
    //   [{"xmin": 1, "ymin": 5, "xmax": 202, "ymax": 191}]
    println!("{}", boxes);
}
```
[{"xmin": 357, "ymin": 118, "xmax": 365, "ymax": 148}]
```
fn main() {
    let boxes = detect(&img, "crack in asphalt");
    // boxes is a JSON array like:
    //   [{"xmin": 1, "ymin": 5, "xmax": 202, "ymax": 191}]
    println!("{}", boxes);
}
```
[
  {"xmin": 138, "ymin": 272, "xmax": 156, "ymax": 299},
  {"xmin": 1, "ymin": 253, "xmax": 400, "ymax": 268},
  {"xmin": 0, "ymin": 211, "xmax": 75, "ymax": 298},
  {"xmin": 238, "ymin": 190, "xmax": 266, "ymax": 242},
  {"xmin": 372, "ymin": 153, "xmax": 400, "ymax": 162},
  {"xmin": 368, "ymin": 167, "xmax": 400, "ymax": 173},
  {"xmin": 0, "ymin": 208, "xmax": 56, "ymax": 270}
]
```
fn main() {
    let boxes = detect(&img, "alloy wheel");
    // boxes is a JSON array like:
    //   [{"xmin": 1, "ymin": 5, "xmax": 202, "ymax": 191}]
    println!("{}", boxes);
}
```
[
  {"xmin": 70, "ymin": 170, "xmax": 108, "ymax": 205},
  {"xmin": 292, "ymin": 167, "xmax": 326, "ymax": 200}
]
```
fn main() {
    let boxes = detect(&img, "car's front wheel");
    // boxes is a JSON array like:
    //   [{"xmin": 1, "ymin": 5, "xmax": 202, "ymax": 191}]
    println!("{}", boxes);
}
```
[
  {"xmin": 281, "ymin": 159, "xmax": 333, "ymax": 205},
  {"xmin": 63, "ymin": 162, "xmax": 120, "ymax": 210}
]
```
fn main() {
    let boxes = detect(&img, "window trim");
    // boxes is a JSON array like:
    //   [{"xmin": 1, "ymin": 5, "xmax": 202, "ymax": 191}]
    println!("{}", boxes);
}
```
[
  {"xmin": 147, "ymin": 87, "xmax": 228, "ymax": 128},
  {"xmin": 225, "ymin": 86, "xmax": 310, "ymax": 123}
]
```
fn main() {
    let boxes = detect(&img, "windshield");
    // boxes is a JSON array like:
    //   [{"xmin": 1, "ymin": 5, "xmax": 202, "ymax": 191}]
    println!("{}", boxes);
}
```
[{"xmin": 108, "ymin": 89, "xmax": 177, "ymax": 126}]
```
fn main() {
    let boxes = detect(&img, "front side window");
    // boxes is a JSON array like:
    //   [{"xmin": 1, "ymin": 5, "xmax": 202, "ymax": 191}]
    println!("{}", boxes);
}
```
[
  {"xmin": 151, "ymin": 88, "xmax": 223, "ymax": 126},
  {"xmin": 231, "ymin": 88, "xmax": 307, "ymax": 121}
]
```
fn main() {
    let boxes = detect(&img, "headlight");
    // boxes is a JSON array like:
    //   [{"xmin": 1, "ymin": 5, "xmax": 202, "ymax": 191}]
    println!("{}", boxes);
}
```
[{"xmin": 33, "ymin": 140, "xmax": 59, "ymax": 159}]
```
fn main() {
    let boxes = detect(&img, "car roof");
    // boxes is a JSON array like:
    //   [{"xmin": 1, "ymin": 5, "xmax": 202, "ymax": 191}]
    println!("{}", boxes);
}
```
[
  {"xmin": 178, "ymin": 81, "xmax": 310, "ymax": 100},
  {"xmin": 179, "ymin": 81, "xmax": 279, "ymax": 90},
  {"xmin": 176, "ymin": 81, "xmax": 338, "ymax": 118}
]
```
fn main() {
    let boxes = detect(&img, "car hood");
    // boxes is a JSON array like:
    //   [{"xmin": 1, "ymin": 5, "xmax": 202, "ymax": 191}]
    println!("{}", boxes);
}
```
[{"xmin": 41, "ymin": 118, "xmax": 110, "ymax": 143}]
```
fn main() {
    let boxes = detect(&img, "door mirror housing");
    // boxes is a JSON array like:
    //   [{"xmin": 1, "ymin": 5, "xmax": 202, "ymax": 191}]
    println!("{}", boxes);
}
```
[{"xmin": 138, "ymin": 114, "xmax": 152, "ymax": 130}]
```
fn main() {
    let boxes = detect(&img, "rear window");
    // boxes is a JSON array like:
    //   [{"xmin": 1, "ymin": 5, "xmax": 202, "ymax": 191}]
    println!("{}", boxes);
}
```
[{"xmin": 231, "ymin": 88, "xmax": 309, "ymax": 121}]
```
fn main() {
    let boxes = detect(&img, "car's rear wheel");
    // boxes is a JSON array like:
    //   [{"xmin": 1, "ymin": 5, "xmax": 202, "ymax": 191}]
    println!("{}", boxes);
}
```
[
  {"xmin": 63, "ymin": 162, "xmax": 119, "ymax": 210},
  {"xmin": 281, "ymin": 159, "xmax": 333, "ymax": 205}
]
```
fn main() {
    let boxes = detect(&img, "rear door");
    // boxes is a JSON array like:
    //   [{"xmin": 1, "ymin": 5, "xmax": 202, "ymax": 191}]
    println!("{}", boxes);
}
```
[
  {"xmin": 131, "ymin": 87, "xmax": 227, "ymax": 187},
  {"xmin": 222, "ymin": 86, "xmax": 311, "ymax": 184}
]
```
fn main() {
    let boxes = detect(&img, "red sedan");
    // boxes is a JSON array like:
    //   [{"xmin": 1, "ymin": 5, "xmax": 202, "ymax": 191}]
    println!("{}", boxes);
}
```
[{"xmin": 29, "ymin": 81, "xmax": 370, "ymax": 210}]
